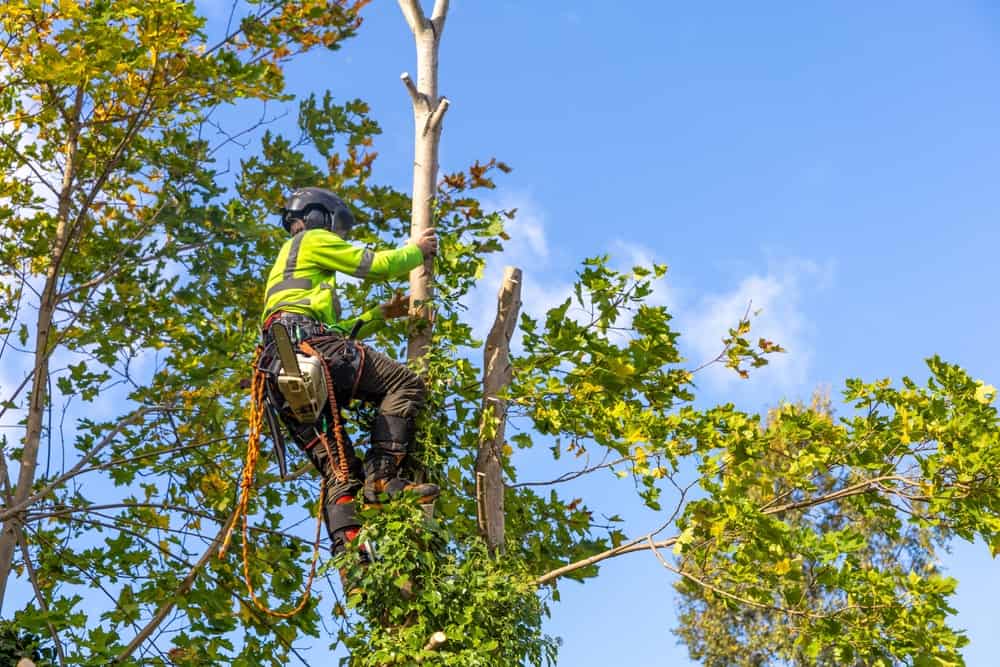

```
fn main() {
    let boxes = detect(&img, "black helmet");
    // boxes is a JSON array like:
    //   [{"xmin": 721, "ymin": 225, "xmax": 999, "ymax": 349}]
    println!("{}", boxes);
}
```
[{"xmin": 279, "ymin": 187, "xmax": 355, "ymax": 236}]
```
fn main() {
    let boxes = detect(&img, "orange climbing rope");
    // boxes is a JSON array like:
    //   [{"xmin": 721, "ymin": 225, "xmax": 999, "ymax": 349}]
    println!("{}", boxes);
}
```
[
  {"xmin": 218, "ymin": 346, "xmax": 323, "ymax": 619},
  {"xmin": 299, "ymin": 339, "xmax": 352, "ymax": 485}
]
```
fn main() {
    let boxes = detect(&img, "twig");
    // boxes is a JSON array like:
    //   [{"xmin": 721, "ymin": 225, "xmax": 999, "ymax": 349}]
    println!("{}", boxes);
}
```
[
  {"xmin": 507, "ymin": 455, "xmax": 628, "ymax": 488},
  {"xmin": 400, "ymin": 72, "xmax": 424, "ymax": 108},
  {"xmin": 0, "ymin": 406, "xmax": 159, "ymax": 522},
  {"xmin": 16, "ymin": 527, "xmax": 67, "ymax": 666}
]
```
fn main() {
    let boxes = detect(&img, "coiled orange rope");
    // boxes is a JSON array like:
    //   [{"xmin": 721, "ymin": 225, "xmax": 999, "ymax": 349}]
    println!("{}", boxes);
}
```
[{"xmin": 219, "ymin": 347, "xmax": 323, "ymax": 618}]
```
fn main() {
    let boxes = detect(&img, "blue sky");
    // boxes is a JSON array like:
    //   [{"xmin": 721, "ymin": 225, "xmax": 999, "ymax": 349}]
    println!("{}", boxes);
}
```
[
  {"xmin": 3, "ymin": 1, "xmax": 994, "ymax": 663},
  {"xmin": 226, "ymin": 1, "xmax": 1000, "ymax": 663}
]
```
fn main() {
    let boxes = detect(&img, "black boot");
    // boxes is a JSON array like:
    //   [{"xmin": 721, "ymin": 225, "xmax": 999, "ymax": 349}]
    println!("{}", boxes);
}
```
[
  {"xmin": 363, "ymin": 415, "xmax": 439, "ymax": 504},
  {"xmin": 326, "ymin": 497, "xmax": 369, "ymax": 596},
  {"xmin": 363, "ymin": 447, "xmax": 439, "ymax": 505}
]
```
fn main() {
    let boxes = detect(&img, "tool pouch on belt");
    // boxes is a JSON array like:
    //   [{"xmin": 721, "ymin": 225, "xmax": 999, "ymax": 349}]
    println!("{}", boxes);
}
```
[{"xmin": 312, "ymin": 335, "xmax": 362, "ymax": 403}]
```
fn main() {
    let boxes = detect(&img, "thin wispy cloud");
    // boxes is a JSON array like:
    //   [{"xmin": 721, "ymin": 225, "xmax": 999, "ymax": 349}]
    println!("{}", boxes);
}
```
[
  {"xmin": 470, "ymin": 192, "xmax": 573, "ymax": 349},
  {"xmin": 463, "ymin": 192, "xmax": 830, "ymax": 401},
  {"xmin": 680, "ymin": 259, "xmax": 833, "ymax": 394}
]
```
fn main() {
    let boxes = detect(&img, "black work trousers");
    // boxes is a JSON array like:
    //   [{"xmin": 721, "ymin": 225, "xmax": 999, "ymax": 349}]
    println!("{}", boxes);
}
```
[{"xmin": 278, "ymin": 332, "xmax": 426, "ymax": 537}]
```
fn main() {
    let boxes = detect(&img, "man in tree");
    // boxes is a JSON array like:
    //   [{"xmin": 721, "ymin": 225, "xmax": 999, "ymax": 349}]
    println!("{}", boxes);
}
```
[{"xmin": 259, "ymin": 186, "xmax": 440, "ymax": 576}]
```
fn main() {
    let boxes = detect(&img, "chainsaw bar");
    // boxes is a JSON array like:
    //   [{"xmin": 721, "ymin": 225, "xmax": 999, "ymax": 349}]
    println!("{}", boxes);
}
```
[{"xmin": 270, "ymin": 322, "xmax": 302, "ymax": 378}]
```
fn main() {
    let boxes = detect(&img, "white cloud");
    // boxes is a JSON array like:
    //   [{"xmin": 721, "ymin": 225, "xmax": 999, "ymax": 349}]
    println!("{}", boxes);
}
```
[
  {"xmin": 470, "ymin": 192, "xmax": 573, "ymax": 347},
  {"xmin": 462, "ymin": 196, "xmax": 830, "ymax": 400},
  {"xmin": 679, "ymin": 259, "xmax": 833, "ymax": 393},
  {"xmin": 0, "ymin": 66, "xmax": 61, "ymax": 214}
]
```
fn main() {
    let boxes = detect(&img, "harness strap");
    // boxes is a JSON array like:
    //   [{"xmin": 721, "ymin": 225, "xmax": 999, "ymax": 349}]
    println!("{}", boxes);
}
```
[
  {"xmin": 299, "ymin": 340, "xmax": 352, "ymax": 484},
  {"xmin": 218, "ymin": 346, "xmax": 323, "ymax": 619}
]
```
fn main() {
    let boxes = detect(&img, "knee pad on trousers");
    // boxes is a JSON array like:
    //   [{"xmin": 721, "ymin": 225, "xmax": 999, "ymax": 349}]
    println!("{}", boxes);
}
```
[{"xmin": 371, "ymin": 414, "xmax": 413, "ymax": 451}]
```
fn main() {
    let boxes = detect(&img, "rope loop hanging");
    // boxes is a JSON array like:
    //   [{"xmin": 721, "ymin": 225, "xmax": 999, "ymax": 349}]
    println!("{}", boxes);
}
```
[{"xmin": 218, "ymin": 346, "xmax": 323, "ymax": 619}]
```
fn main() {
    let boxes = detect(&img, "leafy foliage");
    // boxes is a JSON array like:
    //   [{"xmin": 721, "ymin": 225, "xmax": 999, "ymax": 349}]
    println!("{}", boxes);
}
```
[
  {"xmin": 1, "ymin": 2, "xmax": 997, "ymax": 666},
  {"xmin": 333, "ymin": 500, "xmax": 558, "ymax": 666},
  {"xmin": 0, "ymin": 620, "xmax": 56, "ymax": 666},
  {"xmin": 673, "ymin": 393, "xmax": 951, "ymax": 665}
]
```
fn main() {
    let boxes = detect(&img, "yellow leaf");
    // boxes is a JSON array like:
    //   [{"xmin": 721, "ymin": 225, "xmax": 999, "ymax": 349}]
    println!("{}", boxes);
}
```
[
  {"xmin": 633, "ymin": 446, "xmax": 647, "ymax": 466},
  {"xmin": 975, "ymin": 383, "xmax": 996, "ymax": 404},
  {"xmin": 673, "ymin": 525, "xmax": 695, "ymax": 555},
  {"xmin": 626, "ymin": 426, "xmax": 645, "ymax": 445}
]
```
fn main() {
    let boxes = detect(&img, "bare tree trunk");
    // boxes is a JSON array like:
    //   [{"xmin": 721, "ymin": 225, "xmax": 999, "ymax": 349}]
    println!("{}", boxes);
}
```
[
  {"xmin": 476, "ymin": 267, "xmax": 522, "ymax": 553},
  {"xmin": 0, "ymin": 87, "xmax": 84, "ymax": 608},
  {"xmin": 397, "ymin": 0, "xmax": 450, "ymax": 363}
]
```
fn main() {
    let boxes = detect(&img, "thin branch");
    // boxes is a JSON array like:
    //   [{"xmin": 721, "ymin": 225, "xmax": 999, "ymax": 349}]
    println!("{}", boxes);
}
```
[
  {"xmin": 535, "ymin": 473, "xmax": 911, "ymax": 586},
  {"xmin": 535, "ymin": 533, "xmax": 679, "ymax": 586},
  {"xmin": 400, "ymin": 72, "xmax": 424, "ymax": 108},
  {"xmin": 424, "ymin": 96, "xmax": 449, "ymax": 135},
  {"xmin": 760, "ymin": 475, "xmax": 893, "ymax": 516},
  {"xmin": 397, "ymin": 0, "xmax": 426, "ymax": 33},
  {"xmin": 25, "ymin": 503, "xmax": 317, "ymax": 552},
  {"xmin": 688, "ymin": 300, "xmax": 753, "ymax": 375},
  {"xmin": 0, "ymin": 406, "xmax": 159, "ymax": 522},
  {"xmin": 507, "ymin": 455, "xmax": 628, "ymax": 489},
  {"xmin": 0, "ymin": 366, "xmax": 33, "ymax": 422},
  {"xmin": 16, "ymin": 527, "xmax": 67, "ymax": 666},
  {"xmin": 203, "ymin": 2, "xmax": 284, "ymax": 56},
  {"xmin": 23, "ymin": 524, "xmax": 169, "ymax": 663},
  {"xmin": 112, "ymin": 508, "xmax": 237, "ymax": 664},
  {"xmin": 57, "ymin": 238, "xmax": 206, "ymax": 302},
  {"xmin": 0, "ymin": 134, "xmax": 62, "ymax": 200}
]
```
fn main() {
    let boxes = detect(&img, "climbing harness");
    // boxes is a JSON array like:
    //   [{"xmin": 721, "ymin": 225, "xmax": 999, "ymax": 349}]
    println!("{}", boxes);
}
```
[
  {"xmin": 218, "ymin": 330, "xmax": 367, "ymax": 618},
  {"xmin": 218, "ymin": 347, "xmax": 323, "ymax": 618}
]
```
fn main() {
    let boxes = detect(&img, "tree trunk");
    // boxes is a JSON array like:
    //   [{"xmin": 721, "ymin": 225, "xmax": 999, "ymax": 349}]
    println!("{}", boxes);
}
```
[
  {"xmin": 476, "ymin": 267, "xmax": 522, "ymax": 553},
  {"xmin": 397, "ymin": 0, "xmax": 450, "ymax": 363},
  {"xmin": 0, "ymin": 87, "xmax": 84, "ymax": 608}
]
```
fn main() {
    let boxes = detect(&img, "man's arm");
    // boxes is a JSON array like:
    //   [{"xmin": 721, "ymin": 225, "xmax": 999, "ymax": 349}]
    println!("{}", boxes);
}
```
[
  {"xmin": 334, "ymin": 292, "xmax": 409, "ymax": 339},
  {"xmin": 307, "ymin": 228, "xmax": 436, "ymax": 281}
]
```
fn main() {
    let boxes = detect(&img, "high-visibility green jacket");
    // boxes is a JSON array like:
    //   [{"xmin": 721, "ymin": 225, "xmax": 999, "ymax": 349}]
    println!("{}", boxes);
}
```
[{"xmin": 261, "ymin": 229, "xmax": 424, "ymax": 338}]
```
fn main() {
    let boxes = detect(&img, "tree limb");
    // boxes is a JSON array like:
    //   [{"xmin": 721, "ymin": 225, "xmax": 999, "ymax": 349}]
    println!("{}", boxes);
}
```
[
  {"xmin": 535, "ymin": 473, "xmax": 914, "ymax": 586},
  {"xmin": 424, "ymin": 96, "xmax": 449, "ymax": 135},
  {"xmin": 400, "ymin": 72, "xmax": 424, "ymax": 108},
  {"xmin": 397, "ymin": 0, "xmax": 426, "ymax": 33},
  {"xmin": 16, "ymin": 527, "xmax": 67, "ymax": 667},
  {"xmin": 535, "ymin": 534, "xmax": 679, "ymax": 586},
  {"xmin": 0, "ymin": 406, "xmax": 157, "ymax": 523},
  {"xmin": 430, "ymin": 0, "xmax": 449, "ymax": 36},
  {"xmin": 112, "ymin": 507, "xmax": 239, "ymax": 664},
  {"xmin": 507, "ymin": 454, "xmax": 628, "ymax": 489}
]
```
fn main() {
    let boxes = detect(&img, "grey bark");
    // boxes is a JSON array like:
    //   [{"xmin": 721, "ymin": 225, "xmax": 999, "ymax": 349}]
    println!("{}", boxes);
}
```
[
  {"xmin": 397, "ymin": 0, "xmax": 450, "ymax": 363},
  {"xmin": 0, "ymin": 86, "xmax": 85, "ymax": 608},
  {"xmin": 476, "ymin": 267, "xmax": 522, "ymax": 553}
]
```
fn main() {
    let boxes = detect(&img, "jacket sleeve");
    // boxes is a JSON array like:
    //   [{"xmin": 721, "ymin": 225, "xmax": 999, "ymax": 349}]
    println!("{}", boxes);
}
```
[
  {"xmin": 307, "ymin": 230, "xmax": 424, "ymax": 281},
  {"xmin": 335, "ymin": 304, "xmax": 388, "ymax": 339}
]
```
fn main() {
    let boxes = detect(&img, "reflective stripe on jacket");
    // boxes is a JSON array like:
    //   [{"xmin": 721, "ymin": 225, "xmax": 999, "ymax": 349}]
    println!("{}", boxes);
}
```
[{"xmin": 261, "ymin": 228, "xmax": 424, "ymax": 336}]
